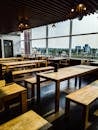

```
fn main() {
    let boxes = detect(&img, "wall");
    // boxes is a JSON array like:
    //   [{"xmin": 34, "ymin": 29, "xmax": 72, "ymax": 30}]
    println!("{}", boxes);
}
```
[{"xmin": 0, "ymin": 34, "xmax": 21, "ymax": 57}]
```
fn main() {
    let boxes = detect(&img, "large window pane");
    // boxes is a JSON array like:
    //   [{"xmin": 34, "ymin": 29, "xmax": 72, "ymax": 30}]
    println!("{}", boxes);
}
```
[
  {"xmin": 71, "ymin": 34, "xmax": 98, "ymax": 59},
  {"xmin": 48, "ymin": 37, "xmax": 69, "ymax": 56},
  {"xmin": 20, "ymin": 32, "xmax": 24, "ymax": 40},
  {"xmin": 32, "ymin": 26, "xmax": 46, "ymax": 39},
  {"xmin": 20, "ymin": 40, "xmax": 25, "ymax": 55},
  {"xmin": 31, "ymin": 39, "xmax": 46, "ymax": 55},
  {"xmin": 48, "ymin": 21, "xmax": 70, "ymax": 37},
  {"xmin": 72, "ymin": 13, "xmax": 98, "ymax": 34}
]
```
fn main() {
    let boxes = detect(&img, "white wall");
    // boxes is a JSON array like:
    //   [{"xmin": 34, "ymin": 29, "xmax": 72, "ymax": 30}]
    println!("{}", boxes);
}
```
[{"xmin": 0, "ymin": 34, "xmax": 21, "ymax": 57}]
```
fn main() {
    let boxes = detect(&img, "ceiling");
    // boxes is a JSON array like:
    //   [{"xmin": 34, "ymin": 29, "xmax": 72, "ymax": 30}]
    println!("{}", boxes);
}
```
[{"xmin": 0, "ymin": 0, "xmax": 98, "ymax": 34}]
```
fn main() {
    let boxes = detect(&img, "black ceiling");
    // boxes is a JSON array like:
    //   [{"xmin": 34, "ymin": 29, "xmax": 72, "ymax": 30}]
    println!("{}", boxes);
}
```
[{"xmin": 0, "ymin": 0, "xmax": 98, "ymax": 34}]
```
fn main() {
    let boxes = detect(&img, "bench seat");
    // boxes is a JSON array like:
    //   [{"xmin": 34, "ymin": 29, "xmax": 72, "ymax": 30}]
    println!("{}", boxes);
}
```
[
  {"xmin": 12, "ymin": 66, "xmax": 54, "ymax": 81},
  {"xmin": 65, "ymin": 80, "xmax": 98, "ymax": 130},
  {"xmin": 24, "ymin": 77, "xmax": 52, "ymax": 99},
  {"xmin": 0, "ymin": 110, "xmax": 52, "ymax": 130},
  {"xmin": 2, "ymin": 63, "xmax": 36, "ymax": 70}
]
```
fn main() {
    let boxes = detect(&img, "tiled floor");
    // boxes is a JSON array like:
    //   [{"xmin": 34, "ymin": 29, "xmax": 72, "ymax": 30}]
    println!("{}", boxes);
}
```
[{"xmin": 0, "ymin": 74, "xmax": 98, "ymax": 130}]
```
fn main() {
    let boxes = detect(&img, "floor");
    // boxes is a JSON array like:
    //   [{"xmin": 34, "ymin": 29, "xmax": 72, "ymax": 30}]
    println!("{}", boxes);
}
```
[{"xmin": 0, "ymin": 73, "xmax": 98, "ymax": 130}]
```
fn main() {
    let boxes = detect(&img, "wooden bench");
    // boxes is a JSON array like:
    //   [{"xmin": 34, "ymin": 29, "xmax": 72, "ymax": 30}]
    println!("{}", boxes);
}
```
[
  {"xmin": 65, "ymin": 80, "xmax": 98, "ymax": 130},
  {"xmin": 0, "ymin": 83, "xmax": 27, "ymax": 113},
  {"xmin": 24, "ymin": 77, "xmax": 51, "ymax": 99},
  {"xmin": 0, "ymin": 110, "xmax": 52, "ymax": 130},
  {"xmin": 12, "ymin": 66, "xmax": 54, "ymax": 81}
]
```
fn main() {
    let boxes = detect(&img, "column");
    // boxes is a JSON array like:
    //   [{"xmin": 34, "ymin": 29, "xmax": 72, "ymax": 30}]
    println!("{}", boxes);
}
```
[
  {"xmin": 46, "ymin": 25, "xmax": 48, "ymax": 56},
  {"xmin": 69, "ymin": 20, "xmax": 73, "ymax": 58},
  {"xmin": 24, "ymin": 30, "xmax": 31, "ymax": 56}
]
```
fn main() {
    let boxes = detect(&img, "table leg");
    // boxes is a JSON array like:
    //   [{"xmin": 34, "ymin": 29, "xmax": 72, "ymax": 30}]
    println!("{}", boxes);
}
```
[
  {"xmin": 38, "ymin": 63, "xmax": 40, "ymax": 68},
  {"xmin": 21, "ymin": 90, "xmax": 27, "ymax": 113},
  {"xmin": 45, "ymin": 61, "xmax": 48, "ymax": 67},
  {"xmin": 75, "ymin": 76, "xmax": 77, "ymax": 88},
  {"xmin": 67, "ymin": 79, "xmax": 70, "ymax": 89},
  {"xmin": 65, "ymin": 98, "xmax": 70, "ymax": 118},
  {"xmin": 37, "ymin": 75, "xmax": 41, "ymax": 103},
  {"xmin": 24, "ymin": 81, "xmax": 29, "ymax": 99},
  {"xmin": 82, "ymin": 105, "xmax": 90, "ymax": 130},
  {"xmin": 79, "ymin": 77, "xmax": 81, "ymax": 88},
  {"xmin": 31, "ymin": 84, "xmax": 35, "ymax": 98},
  {"xmin": 55, "ymin": 81, "xmax": 60, "ymax": 113}
]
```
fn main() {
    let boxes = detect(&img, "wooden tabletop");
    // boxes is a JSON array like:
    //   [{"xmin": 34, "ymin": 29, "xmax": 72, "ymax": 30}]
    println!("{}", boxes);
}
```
[
  {"xmin": 2, "ymin": 63, "xmax": 36, "ymax": 70},
  {"xmin": 90, "ymin": 61, "xmax": 98, "ymax": 65},
  {"xmin": 48, "ymin": 57, "xmax": 67, "ymax": 61},
  {"xmin": 37, "ymin": 65, "xmax": 98, "ymax": 81},
  {"xmin": 66, "ymin": 80, "xmax": 98, "ymax": 105},
  {"xmin": 0, "ymin": 57, "xmax": 23, "ymax": 61},
  {"xmin": 2, "ymin": 60, "xmax": 47, "ymax": 66},
  {"xmin": 0, "ymin": 83, "xmax": 26, "ymax": 99},
  {"xmin": 0, "ymin": 110, "xmax": 52, "ymax": 130}
]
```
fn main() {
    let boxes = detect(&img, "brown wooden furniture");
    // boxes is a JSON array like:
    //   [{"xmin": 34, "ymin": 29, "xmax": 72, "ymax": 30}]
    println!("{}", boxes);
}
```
[
  {"xmin": 0, "ymin": 110, "xmax": 52, "ymax": 130},
  {"xmin": 90, "ymin": 61, "xmax": 98, "ymax": 66},
  {"xmin": 0, "ymin": 83, "xmax": 27, "ymax": 113},
  {"xmin": 60, "ymin": 59, "xmax": 70, "ymax": 67},
  {"xmin": 24, "ymin": 77, "xmax": 51, "ymax": 99},
  {"xmin": 0, "ymin": 57, "xmax": 23, "ymax": 63},
  {"xmin": 48, "ymin": 57, "xmax": 67, "ymax": 66},
  {"xmin": 12, "ymin": 66, "xmax": 54, "ymax": 81},
  {"xmin": 2, "ymin": 60, "xmax": 47, "ymax": 68},
  {"xmin": 65, "ymin": 80, "xmax": 98, "ymax": 130},
  {"xmin": 2, "ymin": 63, "xmax": 36, "ymax": 71},
  {"xmin": 0, "ymin": 80, "xmax": 5, "ymax": 87},
  {"xmin": 37, "ymin": 65, "xmax": 98, "ymax": 113}
]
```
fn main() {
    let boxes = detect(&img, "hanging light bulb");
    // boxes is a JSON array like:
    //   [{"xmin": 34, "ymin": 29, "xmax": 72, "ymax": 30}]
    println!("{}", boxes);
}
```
[
  {"xmin": 52, "ymin": 24, "xmax": 56, "ymax": 28},
  {"xmin": 18, "ymin": 18, "xmax": 29, "ymax": 31},
  {"xmin": 71, "ymin": 8, "xmax": 75, "ymax": 13},
  {"xmin": 76, "ymin": 3, "xmax": 86, "ymax": 13},
  {"xmin": 70, "ymin": 3, "xmax": 87, "ymax": 20}
]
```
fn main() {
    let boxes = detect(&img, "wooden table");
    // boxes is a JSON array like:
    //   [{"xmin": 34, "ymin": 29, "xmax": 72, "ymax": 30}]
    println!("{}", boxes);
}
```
[
  {"xmin": 48, "ymin": 57, "xmax": 66, "ymax": 61},
  {"xmin": 2, "ymin": 63, "xmax": 36, "ymax": 70},
  {"xmin": 0, "ymin": 110, "xmax": 52, "ymax": 130},
  {"xmin": 48, "ymin": 57, "xmax": 67, "ymax": 64},
  {"xmin": 65, "ymin": 80, "xmax": 98, "ymax": 130},
  {"xmin": 2, "ymin": 60, "xmax": 47, "ymax": 68},
  {"xmin": 0, "ymin": 83, "xmax": 27, "ymax": 113},
  {"xmin": 90, "ymin": 61, "xmax": 98, "ymax": 66},
  {"xmin": 0, "ymin": 57, "xmax": 23, "ymax": 62},
  {"xmin": 37, "ymin": 65, "xmax": 98, "ymax": 113}
]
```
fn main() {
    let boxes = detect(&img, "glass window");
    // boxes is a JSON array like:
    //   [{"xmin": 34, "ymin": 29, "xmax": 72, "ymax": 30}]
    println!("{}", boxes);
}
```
[
  {"xmin": 31, "ymin": 39, "xmax": 46, "ymax": 55},
  {"xmin": 48, "ymin": 37, "xmax": 69, "ymax": 48},
  {"xmin": 48, "ymin": 37, "xmax": 69, "ymax": 56},
  {"xmin": 32, "ymin": 39, "xmax": 46, "ymax": 48},
  {"xmin": 72, "ymin": 13, "xmax": 98, "ymax": 34},
  {"xmin": 32, "ymin": 26, "xmax": 46, "ymax": 39},
  {"xmin": 20, "ymin": 40, "xmax": 25, "ymax": 55},
  {"xmin": 20, "ymin": 32, "xmax": 24, "ymax": 40},
  {"xmin": 48, "ymin": 21, "xmax": 70, "ymax": 37},
  {"xmin": 71, "ymin": 34, "xmax": 98, "ymax": 59}
]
